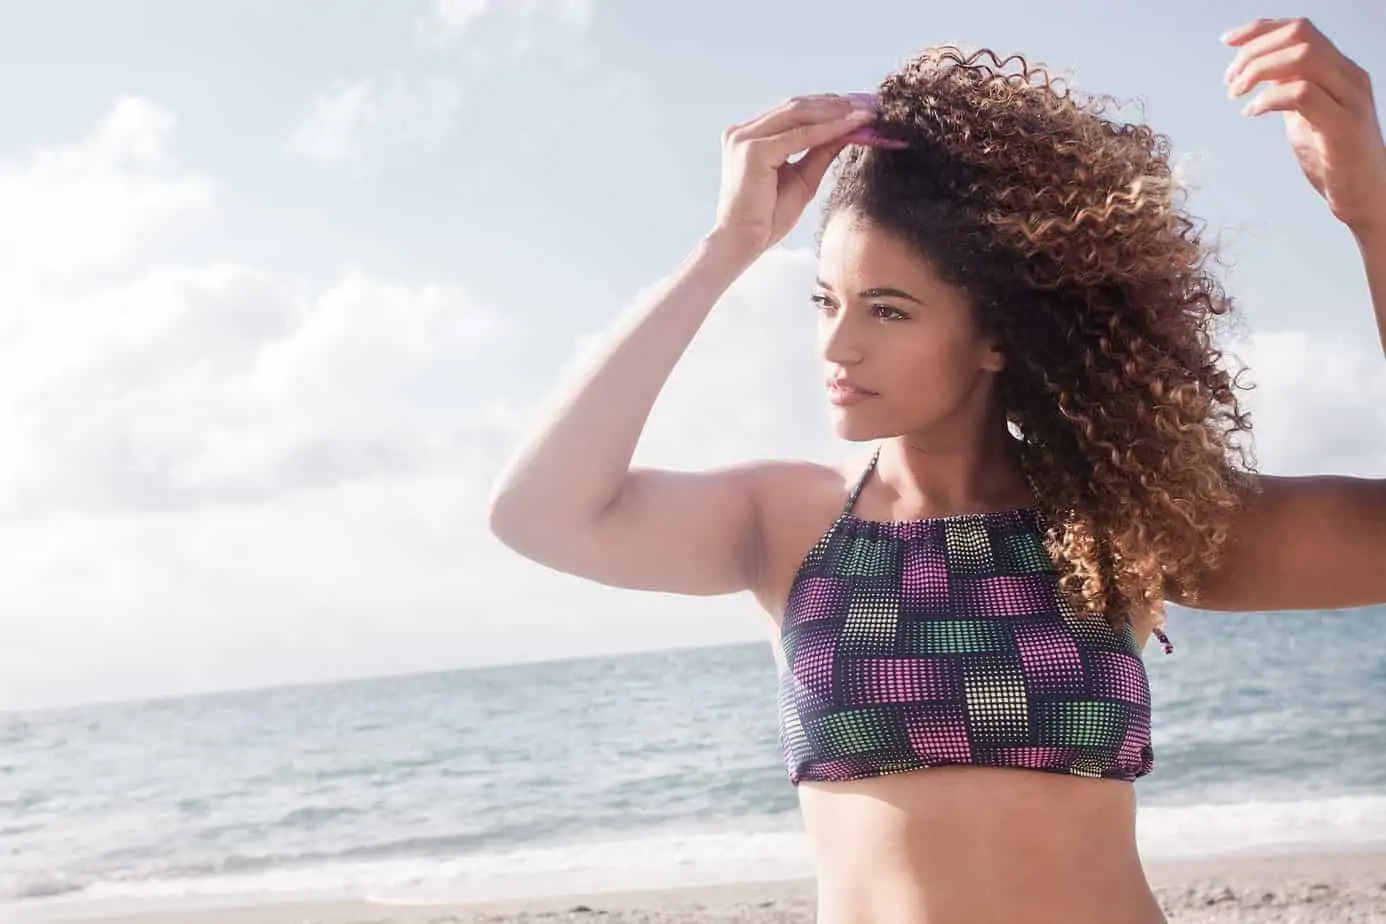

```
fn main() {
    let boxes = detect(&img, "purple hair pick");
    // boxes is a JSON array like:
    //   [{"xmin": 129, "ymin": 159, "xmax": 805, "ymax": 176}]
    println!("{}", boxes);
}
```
[{"xmin": 841, "ymin": 92, "xmax": 908, "ymax": 149}]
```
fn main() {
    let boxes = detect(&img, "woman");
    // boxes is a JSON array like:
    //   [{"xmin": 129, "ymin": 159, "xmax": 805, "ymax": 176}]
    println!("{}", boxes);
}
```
[{"xmin": 488, "ymin": 17, "xmax": 1386, "ymax": 924}]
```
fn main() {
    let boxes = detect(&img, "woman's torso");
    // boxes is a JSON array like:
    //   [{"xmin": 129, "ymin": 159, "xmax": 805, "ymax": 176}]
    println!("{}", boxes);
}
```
[{"xmin": 749, "ymin": 455, "xmax": 1168, "ymax": 924}]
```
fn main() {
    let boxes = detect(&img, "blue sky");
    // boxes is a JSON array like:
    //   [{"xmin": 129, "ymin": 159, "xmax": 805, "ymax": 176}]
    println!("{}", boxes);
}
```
[{"xmin": 1, "ymin": 0, "xmax": 1383, "ymax": 710}]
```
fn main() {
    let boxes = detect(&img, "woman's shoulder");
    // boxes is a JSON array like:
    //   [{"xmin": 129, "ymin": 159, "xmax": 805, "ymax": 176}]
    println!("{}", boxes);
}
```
[
  {"xmin": 744, "ymin": 451, "xmax": 870, "ymax": 517},
  {"xmin": 743, "ymin": 451, "xmax": 874, "ymax": 618}
]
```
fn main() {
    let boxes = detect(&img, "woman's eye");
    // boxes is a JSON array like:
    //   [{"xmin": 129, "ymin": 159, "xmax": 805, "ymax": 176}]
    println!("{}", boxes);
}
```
[{"xmin": 810, "ymin": 295, "xmax": 906, "ymax": 321}]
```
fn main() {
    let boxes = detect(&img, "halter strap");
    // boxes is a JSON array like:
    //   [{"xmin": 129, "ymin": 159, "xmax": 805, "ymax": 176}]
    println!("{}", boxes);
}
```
[
  {"xmin": 842, "ymin": 447, "xmax": 882, "ymax": 515},
  {"xmin": 838, "ymin": 443, "xmax": 1175, "ymax": 655}
]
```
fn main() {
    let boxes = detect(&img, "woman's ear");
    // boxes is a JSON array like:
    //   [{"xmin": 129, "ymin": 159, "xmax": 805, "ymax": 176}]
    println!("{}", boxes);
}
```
[{"xmin": 982, "ymin": 341, "xmax": 1007, "ymax": 373}]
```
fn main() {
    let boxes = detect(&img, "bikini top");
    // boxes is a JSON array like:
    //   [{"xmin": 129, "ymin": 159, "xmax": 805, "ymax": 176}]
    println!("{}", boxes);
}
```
[{"xmin": 776, "ymin": 448, "xmax": 1172, "ymax": 785}]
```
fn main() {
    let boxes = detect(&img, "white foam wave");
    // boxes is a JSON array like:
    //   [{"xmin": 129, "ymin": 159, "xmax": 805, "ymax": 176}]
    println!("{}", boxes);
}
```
[
  {"xmin": 1137, "ymin": 793, "xmax": 1386, "ymax": 858},
  {"xmin": 9, "ymin": 795, "xmax": 1386, "ymax": 920}
]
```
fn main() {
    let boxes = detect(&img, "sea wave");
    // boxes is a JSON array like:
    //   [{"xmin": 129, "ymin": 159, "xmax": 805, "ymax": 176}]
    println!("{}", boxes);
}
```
[{"xmin": 7, "ymin": 794, "xmax": 1385, "ymax": 920}]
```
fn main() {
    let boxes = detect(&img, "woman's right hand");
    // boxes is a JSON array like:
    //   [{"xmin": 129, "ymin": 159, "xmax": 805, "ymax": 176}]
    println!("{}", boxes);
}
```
[{"xmin": 712, "ymin": 94, "xmax": 877, "ymax": 257}]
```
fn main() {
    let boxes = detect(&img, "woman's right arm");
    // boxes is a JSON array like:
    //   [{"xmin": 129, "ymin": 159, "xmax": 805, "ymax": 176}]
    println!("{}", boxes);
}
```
[{"xmin": 486, "ymin": 94, "xmax": 876, "ymax": 596}]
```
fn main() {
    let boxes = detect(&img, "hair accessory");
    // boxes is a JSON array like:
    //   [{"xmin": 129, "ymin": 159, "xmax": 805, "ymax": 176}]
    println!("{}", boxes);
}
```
[{"xmin": 841, "ymin": 92, "xmax": 908, "ymax": 149}]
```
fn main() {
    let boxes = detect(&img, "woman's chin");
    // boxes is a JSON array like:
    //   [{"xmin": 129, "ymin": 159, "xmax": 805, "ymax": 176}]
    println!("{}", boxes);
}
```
[{"xmin": 829, "ymin": 410, "xmax": 888, "ymax": 443}]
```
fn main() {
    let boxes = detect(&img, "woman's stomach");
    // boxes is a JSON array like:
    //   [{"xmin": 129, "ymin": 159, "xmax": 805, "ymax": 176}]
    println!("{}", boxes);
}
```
[{"xmin": 797, "ymin": 765, "xmax": 1167, "ymax": 924}]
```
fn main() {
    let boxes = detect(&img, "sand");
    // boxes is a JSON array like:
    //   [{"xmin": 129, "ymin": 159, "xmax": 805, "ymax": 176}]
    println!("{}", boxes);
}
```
[{"xmin": 25, "ymin": 850, "xmax": 1386, "ymax": 924}]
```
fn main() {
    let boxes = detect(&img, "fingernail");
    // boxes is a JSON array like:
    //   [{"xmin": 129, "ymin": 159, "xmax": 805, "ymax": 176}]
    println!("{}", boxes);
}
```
[{"xmin": 846, "ymin": 92, "xmax": 878, "ymax": 111}]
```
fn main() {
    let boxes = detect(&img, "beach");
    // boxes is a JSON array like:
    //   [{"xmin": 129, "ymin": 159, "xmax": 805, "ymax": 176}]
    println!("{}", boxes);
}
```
[
  {"xmin": 38, "ymin": 850, "xmax": 1386, "ymax": 924},
  {"xmin": 6, "ymin": 630, "xmax": 1385, "ymax": 923}
]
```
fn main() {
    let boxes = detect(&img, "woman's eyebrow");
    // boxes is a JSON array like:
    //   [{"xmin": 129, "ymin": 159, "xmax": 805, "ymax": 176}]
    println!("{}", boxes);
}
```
[{"xmin": 815, "ymin": 279, "xmax": 925, "ymax": 305}]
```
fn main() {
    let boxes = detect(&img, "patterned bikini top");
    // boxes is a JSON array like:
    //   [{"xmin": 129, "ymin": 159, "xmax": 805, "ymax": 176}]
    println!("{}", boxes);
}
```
[{"xmin": 776, "ymin": 448, "xmax": 1172, "ymax": 786}]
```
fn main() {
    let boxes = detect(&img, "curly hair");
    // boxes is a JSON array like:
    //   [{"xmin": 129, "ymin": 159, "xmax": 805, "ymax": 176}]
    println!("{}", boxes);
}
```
[{"xmin": 821, "ymin": 46, "xmax": 1257, "ymax": 631}]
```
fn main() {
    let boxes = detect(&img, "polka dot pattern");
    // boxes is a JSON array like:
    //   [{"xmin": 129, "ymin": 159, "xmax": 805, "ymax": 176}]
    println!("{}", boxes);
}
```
[{"xmin": 776, "ymin": 449, "xmax": 1169, "ymax": 785}]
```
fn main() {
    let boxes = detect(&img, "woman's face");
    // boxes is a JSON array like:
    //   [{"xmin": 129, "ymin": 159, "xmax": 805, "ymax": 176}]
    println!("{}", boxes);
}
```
[{"xmin": 814, "ymin": 210, "xmax": 1005, "ymax": 443}]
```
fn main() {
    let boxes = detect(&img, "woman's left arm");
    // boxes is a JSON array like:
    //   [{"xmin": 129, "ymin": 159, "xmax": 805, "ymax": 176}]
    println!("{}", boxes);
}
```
[
  {"xmin": 1356, "ymin": 222, "xmax": 1386, "ymax": 355},
  {"xmin": 1183, "ymin": 18, "xmax": 1386, "ymax": 613}
]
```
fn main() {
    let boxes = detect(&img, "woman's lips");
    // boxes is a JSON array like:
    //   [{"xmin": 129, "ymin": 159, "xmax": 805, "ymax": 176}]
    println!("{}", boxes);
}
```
[{"xmin": 827, "ymin": 382, "xmax": 877, "ymax": 406}]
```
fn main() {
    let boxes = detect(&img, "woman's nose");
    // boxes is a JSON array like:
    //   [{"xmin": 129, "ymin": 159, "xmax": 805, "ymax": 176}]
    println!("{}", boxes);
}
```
[{"xmin": 821, "ymin": 316, "xmax": 864, "ymax": 365}]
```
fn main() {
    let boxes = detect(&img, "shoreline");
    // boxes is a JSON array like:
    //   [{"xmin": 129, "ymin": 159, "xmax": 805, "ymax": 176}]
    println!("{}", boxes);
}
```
[{"xmin": 16, "ymin": 847, "xmax": 1386, "ymax": 924}]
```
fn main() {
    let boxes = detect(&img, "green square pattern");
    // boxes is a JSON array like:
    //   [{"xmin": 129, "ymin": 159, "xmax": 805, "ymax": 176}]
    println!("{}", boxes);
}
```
[{"xmin": 901, "ymin": 619, "xmax": 1011, "ymax": 655}]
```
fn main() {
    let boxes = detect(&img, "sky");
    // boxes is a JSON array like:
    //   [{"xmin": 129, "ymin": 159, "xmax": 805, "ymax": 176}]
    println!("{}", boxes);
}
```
[{"xmin": 1, "ymin": 0, "xmax": 1384, "ymax": 711}]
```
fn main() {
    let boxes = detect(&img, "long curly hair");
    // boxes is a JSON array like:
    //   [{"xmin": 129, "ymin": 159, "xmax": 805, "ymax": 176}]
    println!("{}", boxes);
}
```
[{"xmin": 822, "ymin": 46, "xmax": 1257, "ymax": 631}]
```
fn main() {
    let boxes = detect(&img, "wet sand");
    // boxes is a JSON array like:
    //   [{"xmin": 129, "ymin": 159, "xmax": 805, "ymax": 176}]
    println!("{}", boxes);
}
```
[{"xmin": 41, "ymin": 849, "xmax": 1386, "ymax": 923}]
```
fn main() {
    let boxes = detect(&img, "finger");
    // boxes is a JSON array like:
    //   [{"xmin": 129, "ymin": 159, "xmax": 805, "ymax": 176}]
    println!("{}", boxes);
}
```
[
  {"xmin": 1220, "ymin": 16, "xmax": 1297, "ymax": 47},
  {"xmin": 744, "ymin": 110, "xmax": 876, "ymax": 165},
  {"xmin": 1228, "ymin": 41, "xmax": 1362, "ymax": 112},
  {"xmin": 790, "ymin": 137, "xmax": 849, "ymax": 194},
  {"xmin": 734, "ymin": 96, "xmax": 860, "ymax": 143},
  {"xmin": 1221, "ymin": 18, "xmax": 1362, "ymax": 98},
  {"xmin": 730, "ymin": 95, "xmax": 866, "ymax": 144},
  {"xmin": 1241, "ymin": 79, "xmax": 1350, "ymax": 132},
  {"xmin": 1224, "ymin": 19, "xmax": 1321, "ymax": 86},
  {"xmin": 723, "ymin": 94, "xmax": 844, "ymax": 138}
]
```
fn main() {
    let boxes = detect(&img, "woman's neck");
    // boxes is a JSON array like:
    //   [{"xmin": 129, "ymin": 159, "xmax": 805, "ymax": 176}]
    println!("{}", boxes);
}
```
[{"xmin": 880, "ymin": 419, "xmax": 1033, "ymax": 516}]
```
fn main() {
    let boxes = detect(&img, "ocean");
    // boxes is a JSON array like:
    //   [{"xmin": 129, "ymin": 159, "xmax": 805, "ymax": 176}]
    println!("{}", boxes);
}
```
[{"xmin": 3, "ymin": 606, "xmax": 1385, "ymax": 920}]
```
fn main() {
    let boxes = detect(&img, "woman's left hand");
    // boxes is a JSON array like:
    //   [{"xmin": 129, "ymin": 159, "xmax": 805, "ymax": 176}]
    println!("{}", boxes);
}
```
[{"xmin": 1224, "ymin": 17, "xmax": 1386, "ymax": 239}]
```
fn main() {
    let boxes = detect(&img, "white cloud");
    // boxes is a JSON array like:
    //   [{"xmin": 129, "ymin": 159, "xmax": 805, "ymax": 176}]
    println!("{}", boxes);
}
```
[
  {"xmin": 0, "ymin": 465, "xmax": 768, "ymax": 711},
  {"xmin": 295, "ymin": 0, "xmax": 602, "ymax": 168},
  {"xmin": 1230, "ymin": 328, "xmax": 1386, "ymax": 476},
  {"xmin": 0, "ymin": 99, "xmax": 508, "ymax": 517},
  {"xmin": 288, "ymin": 75, "xmax": 462, "ymax": 163},
  {"xmin": 0, "ymin": 97, "xmax": 214, "ymax": 285},
  {"xmin": 415, "ymin": 0, "xmax": 594, "ymax": 50},
  {"xmin": 430, "ymin": 0, "xmax": 492, "ymax": 37},
  {"xmin": 0, "ymin": 99, "xmax": 530, "ymax": 709},
  {"xmin": 0, "ymin": 264, "xmax": 508, "ymax": 518},
  {"xmin": 552, "ymin": 0, "xmax": 595, "ymax": 31},
  {"xmin": 0, "ymin": 95, "xmax": 766, "ymax": 714},
  {"xmin": 287, "ymin": 81, "xmax": 375, "ymax": 160}
]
